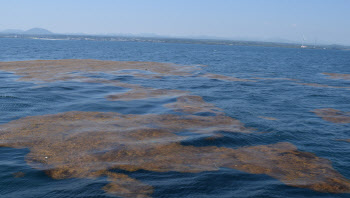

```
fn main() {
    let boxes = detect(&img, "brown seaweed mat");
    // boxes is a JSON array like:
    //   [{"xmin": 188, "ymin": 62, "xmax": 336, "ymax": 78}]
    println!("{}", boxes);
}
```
[
  {"xmin": 0, "ymin": 59, "xmax": 250, "ymax": 83},
  {"xmin": 1, "ymin": 60, "xmax": 350, "ymax": 197},
  {"xmin": 313, "ymin": 108, "xmax": 350, "ymax": 124},
  {"xmin": 1, "ymin": 111, "xmax": 350, "ymax": 197},
  {"xmin": 323, "ymin": 73, "xmax": 350, "ymax": 81}
]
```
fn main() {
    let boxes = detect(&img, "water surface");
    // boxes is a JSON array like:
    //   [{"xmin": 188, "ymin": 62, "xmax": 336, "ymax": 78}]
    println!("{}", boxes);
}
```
[{"xmin": 0, "ymin": 38, "xmax": 350, "ymax": 198}]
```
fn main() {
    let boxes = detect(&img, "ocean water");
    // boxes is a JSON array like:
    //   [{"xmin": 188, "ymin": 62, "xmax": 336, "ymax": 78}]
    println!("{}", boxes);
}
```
[{"xmin": 0, "ymin": 38, "xmax": 350, "ymax": 198}]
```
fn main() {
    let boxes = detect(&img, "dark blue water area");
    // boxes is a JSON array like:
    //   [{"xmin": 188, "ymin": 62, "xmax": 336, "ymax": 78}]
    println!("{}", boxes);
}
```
[{"xmin": 0, "ymin": 38, "xmax": 350, "ymax": 197}]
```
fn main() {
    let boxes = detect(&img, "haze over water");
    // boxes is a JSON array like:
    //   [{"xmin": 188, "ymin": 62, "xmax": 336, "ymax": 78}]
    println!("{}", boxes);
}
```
[{"xmin": 1, "ymin": 0, "xmax": 350, "ymax": 45}]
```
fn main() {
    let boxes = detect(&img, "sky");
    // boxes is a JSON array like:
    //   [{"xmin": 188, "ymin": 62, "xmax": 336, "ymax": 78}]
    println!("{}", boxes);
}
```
[{"xmin": 1, "ymin": 0, "xmax": 350, "ymax": 45}]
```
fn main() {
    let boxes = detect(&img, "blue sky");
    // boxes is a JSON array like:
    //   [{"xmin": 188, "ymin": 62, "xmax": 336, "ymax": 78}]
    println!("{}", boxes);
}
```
[{"xmin": 1, "ymin": 0, "xmax": 349, "ymax": 45}]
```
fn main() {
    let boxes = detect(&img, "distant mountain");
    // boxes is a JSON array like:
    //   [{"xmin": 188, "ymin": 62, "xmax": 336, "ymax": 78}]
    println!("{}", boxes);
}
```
[
  {"xmin": 0, "ymin": 28, "xmax": 53, "ymax": 35},
  {"xmin": 24, "ymin": 28, "xmax": 53, "ymax": 35}
]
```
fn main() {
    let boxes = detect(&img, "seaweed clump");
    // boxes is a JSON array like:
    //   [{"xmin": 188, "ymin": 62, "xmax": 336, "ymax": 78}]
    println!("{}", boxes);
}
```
[
  {"xmin": 258, "ymin": 116, "xmax": 278, "ymax": 121},
  {"xmin": 0, "ymin": 59, "xmax": 250, "ymax": 83},
  {"xmin": 1, "ymin": 111, "xmax": 350, "ymax": 197},
  {"xmin": 296, "ymin": 82, "xmax": 350, "ymax": 90},
  {"xmin": 323, "ymin": 73, "xmax": 350, "ymax": 81},
  {"xmin": 106, "ymin": 88, "xmax": 188, "ymax": 101},
  {"xmin": 313, "ymin": 108, "xmax": 350, "ymax": 123},
  {"xmin": 1, "ymin": 59, "xmax": 350, "ymax": 196},
  {"xmin": 199, "ymin": 73, "xmax": 254, "ymax": 82},
  {"xmin": 164, "ymin": 95, "xmax": 224, "ymax": 115},
  {"xmin": 0, "ymin": 59, "xmax": 199, "ymax": 82},
  {"xmin": 0, "ymin": 59, "xmax": 252, "ymax": 102}
]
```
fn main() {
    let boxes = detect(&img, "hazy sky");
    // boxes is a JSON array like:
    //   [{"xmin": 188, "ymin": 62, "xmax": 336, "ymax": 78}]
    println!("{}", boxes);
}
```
[{"xmin": 1, "ymin": 0, "xmax": 349, "ymax": 45}]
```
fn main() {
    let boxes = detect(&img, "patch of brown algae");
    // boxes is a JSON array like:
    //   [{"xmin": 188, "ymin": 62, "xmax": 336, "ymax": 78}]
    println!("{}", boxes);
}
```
[
  {"xmin": 0, "ymin": 59, "xmax": 246, "ymax": 83},
  {"xmin": 164, "ymin": 95, "xmax": 224, "ymax": 115},
  {"xmin": 323, "ymin": 73, "xmax": 350, "ymax": 81},
  {"xmin": 1, "ymin": 111, "xmax": 350, "ymax": 197},
  {"xmin": 199, "ymin": 73, "xmax": 254, "ymax": 82},
  {"xmin": 0, "ymin": 59, "xmax": 252, "ymax": 102},
  {"xmin": 107, "ymin": 88, "xmax": 188, "ymax": 101},
  {"xmin": 252, "ymin": 77, "xmax": 298, "ymax": 81},
  {"xmin": 258, "ymin": 116, "xmax": 278, "ymax": 121},
  {"xmin": 0, "ymin": 59, "xmax": 201, "ymax": 82},
  {"xmin": 78, "ymin": 77, "xmax": 189, "ymax": 101},
  {"xmin": 313, "ymin": 108, "xmax": 350, "ymax": 123},
  {"xmin": 296, "ymin": 83, "xmax": 350, "ymax": 90}
]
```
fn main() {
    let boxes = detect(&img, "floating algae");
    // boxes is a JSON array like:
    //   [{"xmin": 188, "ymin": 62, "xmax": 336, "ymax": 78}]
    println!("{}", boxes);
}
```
[
  {"xmin": 323, "ymin": 73, "xmax": 350, "ymax": 81},
  {"xmin": 0, "ymin": 59, "xmax": 251, "ymax": 101},
  {"xmin": 1, "ymin": 59, "xmax": 350, "ymax": 196},
  {"xmin": 164, "ymin": 95, "xmax": 224, "ymax": 115},
  {"xmin": 258, "ymin": 116, "xmax": 278, "ymax": 121},
  {"xmin": 0, "ymin": 59, "xmax": 248, "ymax": 83},
  {"xmin": 252, "ymin": 77, "xmax": 298, "ymax": 81},
  {"xmin": 107, "ymin": 88, "xmax": 188, "ymax": 101},
  {"xmin": 12, "ymin": 172, "xmax": 25, "ymax": 178},
  {"xmin": 296, "ymin": 82, "xmax": 350, "ymax": 90},
  {"xmin": 79, "ymin": 76, "xmax": 189, "ymax": 101},
  {"xmin": 0, "ymin": 59, "xmax": 200, "ymax": 82},
  {"xmin": 199, "ymin": 73, "xmax": 254, "ymax": 82},
  {"xmin": 1, "ymin": 111, "xmax": 350, "ymax": 197},
  {"xmin": 313, "ymin": 108, "xmax": 350, "ymax": 123}
]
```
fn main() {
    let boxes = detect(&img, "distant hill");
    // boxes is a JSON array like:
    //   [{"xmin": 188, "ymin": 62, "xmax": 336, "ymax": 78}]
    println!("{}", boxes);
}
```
[
  {"xmin": 23, "ymin": 28, "xmax": 53, "ymax": 35},
  {"xmin": 0, "ymin": 28, "xmax": 53, "ymax": 35}
]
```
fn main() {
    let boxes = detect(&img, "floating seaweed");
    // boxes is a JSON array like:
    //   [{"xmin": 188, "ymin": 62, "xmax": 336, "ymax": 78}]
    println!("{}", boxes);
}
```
[
  {"xmin": 107, "ymin": 88, "xmax": 188, "ymax": 101},
  {"xmin": 252, "ymin": 77, "xmax": 298, "ymax": 81},
  {"xmin": 335, "ymin": 139, "xmax": 350, "ymax": 143},
  {"xmin": 313, "ymin": 108, "xmax": 350, "ymax": 123},
  {"xmin": 323, "ymin": 73, "xmax": 350, "ymax": 81},
  {"xmin": 12, "ymin": 172, "xmax": 25, "ymax": 178},
  {"xmin": 0, "ymin": 59, "xmax": 254, "ymax": 83},
  {"xmin": 199, "ymin": 73, "xmax": 254, "ymax": 82},
  {"xmin": 164, "ymin": 95, "xmax": 224, "ymax": 115},
  {"xmin": 258, "ymin": 116, "xmax": 278, "ymax": 121},
  {"xmin": 0, "ymin": 60, "xmax": 251, "ymax": 102},
  {"xmin": 0, "ymin": 59, "xmax": 230, "ymax": 83},
  {"xmin": 0, "ymin": 59, "xmax": 194, "ymax": 82},
  {"xmin": 1, "ymin": 111, "xmax": 350, "ymax": 197},
  {"xmin": 296, "ymin": 82, "xmax": 350, "ymax": 90},
  {"xmin": 1, "ymin": 60, "xmax": 350, "ymax": 197}
]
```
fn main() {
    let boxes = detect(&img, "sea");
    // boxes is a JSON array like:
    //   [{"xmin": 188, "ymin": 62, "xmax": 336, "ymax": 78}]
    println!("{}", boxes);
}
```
[{"xmin": 0, "ymin": 38, "xmax": 349, "ymax": 198}]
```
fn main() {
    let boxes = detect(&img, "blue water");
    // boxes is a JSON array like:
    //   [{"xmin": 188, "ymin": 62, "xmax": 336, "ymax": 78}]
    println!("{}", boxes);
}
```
[{"xmin": 0, "ymin": 38, "xmax": 350, "ymax": 198}]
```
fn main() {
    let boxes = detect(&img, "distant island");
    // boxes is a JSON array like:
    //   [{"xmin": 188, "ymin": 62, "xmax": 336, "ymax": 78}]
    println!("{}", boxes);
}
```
[
  {"xmin": 1, "ymin": 28, "xmax": 53, "ymax": 35},
  {"xmin": 0, "ymin": 28, "xmax": 349, "ymax": 50}
]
